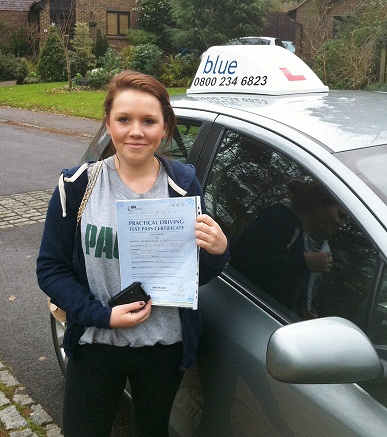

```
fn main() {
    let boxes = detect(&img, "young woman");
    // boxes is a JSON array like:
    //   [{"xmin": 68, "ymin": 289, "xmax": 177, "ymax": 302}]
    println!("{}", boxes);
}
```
[{"xmin": 37, "ymin": 70, "xmax": 229, "ymax": 437}]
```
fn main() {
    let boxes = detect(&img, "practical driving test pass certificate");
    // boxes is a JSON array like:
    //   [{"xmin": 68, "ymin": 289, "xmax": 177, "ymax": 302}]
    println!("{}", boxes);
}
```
[{"xmin": 116, "ymin": 196, "xmax": 201, "ymax": 309}]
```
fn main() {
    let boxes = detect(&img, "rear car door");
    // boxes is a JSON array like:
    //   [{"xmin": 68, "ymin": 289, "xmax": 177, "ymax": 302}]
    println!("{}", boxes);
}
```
[{"xmin": 170, "ymin": 114, "xmax": 387, "ymax": 436}]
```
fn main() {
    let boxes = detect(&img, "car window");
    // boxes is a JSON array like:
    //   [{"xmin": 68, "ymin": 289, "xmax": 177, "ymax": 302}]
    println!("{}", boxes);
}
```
[
  {"xmin": 369, "ymin": 265, "xmax": 387, "ymax": 347},
  {"xmin": 164, "ymin": 120, "xmax": 202, "ymax": 163},
  {"xmin": 360, "ymin": 265, "xmax": 387, "ymax": 407},
  {"xmin": 204, "ymin": 128, "xmax": 378, "ymax": 324}
]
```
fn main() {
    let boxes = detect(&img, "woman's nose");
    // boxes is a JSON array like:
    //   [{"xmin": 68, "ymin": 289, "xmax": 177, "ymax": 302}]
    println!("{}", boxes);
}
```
[{"xmin": 129, "ymin": 121, "xmax": 144, "ymax": 136}]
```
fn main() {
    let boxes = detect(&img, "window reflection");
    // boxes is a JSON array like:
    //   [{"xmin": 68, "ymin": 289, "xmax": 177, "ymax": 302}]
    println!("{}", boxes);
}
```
[
  {"xmin": 204, "ymin": 129, "xmax": 377, "ymax": 324},
  {"xmin": 165, "ymin": 121, "xmax": 202, "ymax": 163}
]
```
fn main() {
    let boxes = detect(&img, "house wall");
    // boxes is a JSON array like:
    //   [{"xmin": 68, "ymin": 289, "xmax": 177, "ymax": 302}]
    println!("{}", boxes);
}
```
[
  {"xmin": 262, "ymin": 12, "xmax": 298, "ymax": 46},
  {"xmin": 0, "ymin": 11, "xmax": 29, "ymax": 49},
  {"xmin": 0, "ymin": 1, "xmax": 51, "ymax": 53},
  {"xmin": 293, "ymin": 0, "xmax": 358, "ymax": 60},
  {"xmin": 39, "ymin": 2, "xmax": 51, "ymax": 43},
  {"xmin": 76, "ymin": 0, "xmax": 137, "ymax": 52}
]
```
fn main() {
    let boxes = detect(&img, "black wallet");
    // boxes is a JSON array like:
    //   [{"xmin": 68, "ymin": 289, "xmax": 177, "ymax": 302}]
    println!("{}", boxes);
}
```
[{"xmin": 108, "ymin": 282, "xmax": 151, "ymax": 307}]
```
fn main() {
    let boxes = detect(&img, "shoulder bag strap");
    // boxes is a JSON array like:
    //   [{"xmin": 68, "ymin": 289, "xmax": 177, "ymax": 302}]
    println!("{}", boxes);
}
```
[{"xmin": 76, "ymin": 160, "xmax": 103, "ymax": 224}]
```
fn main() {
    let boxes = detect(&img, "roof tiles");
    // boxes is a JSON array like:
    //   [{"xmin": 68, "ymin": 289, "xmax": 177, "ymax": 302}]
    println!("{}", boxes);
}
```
[{"xmin": 0, "ymin": 1, "xmax": 38, "ymax": 12}]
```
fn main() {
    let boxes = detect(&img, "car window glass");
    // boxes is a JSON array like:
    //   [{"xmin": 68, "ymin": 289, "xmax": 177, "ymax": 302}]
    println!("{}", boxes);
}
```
[
  {"xmin": 204, "ymin": 128, "xmax": 378, "ymax": 324},
  {"xmin": 369, "ymin": 266, "xmax": 387, "ymax": 346},
  {"xmin": 360, "ymin": 266, "xmax": 387, "ymax": 407},
  {"xmin": 164, "ymin": 120, "xmax": 202, "ymax": 163}
]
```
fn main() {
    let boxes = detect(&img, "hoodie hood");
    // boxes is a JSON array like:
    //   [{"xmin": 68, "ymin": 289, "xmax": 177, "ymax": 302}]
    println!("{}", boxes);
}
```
[{"xmin": 57, "ymin": 156, "xmax": 198, "ymax": 218}]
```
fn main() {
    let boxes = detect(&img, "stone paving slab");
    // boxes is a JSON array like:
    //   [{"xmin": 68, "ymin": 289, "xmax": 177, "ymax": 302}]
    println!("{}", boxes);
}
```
[
  {"xmin": 0, "ymin": 361, "xmax": 63, "ymax": 437},
  {"xmin": 0, "ymin": 190, "xmax": 53, "ymax": 229}
]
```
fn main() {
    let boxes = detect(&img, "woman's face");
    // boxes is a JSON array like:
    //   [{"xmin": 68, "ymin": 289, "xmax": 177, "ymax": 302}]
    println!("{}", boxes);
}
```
[
  {"xmin": 106, "ymin": 89, "xmax": 166, "ymax": 166},
  {"xmin": 314, "ymin": 204, "xmax": 349, "ymax": 235}
]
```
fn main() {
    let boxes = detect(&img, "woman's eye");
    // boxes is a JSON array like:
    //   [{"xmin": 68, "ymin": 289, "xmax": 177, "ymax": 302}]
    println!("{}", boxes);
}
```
[
  {"xmin": 144, "ymin": 118, "xmax": 155, "ymax": 125},
  {"xmin": 118, "ymin": 117, "xmax": 129, "ymax": 123}
]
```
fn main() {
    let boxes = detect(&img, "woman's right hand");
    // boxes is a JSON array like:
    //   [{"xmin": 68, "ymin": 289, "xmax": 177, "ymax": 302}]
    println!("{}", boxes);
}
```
[
  {"xmin": 109, "ymin": 299, "xmax": 152, "ymax": 328},
  {"xmin": 304, "ymin": 251, "xmax": 333, "ymax": 273}
]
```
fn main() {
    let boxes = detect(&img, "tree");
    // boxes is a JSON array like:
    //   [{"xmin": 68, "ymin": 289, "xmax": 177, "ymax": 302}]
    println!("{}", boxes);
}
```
[
  {"xmin": 134, "ymin": 0, "xmax": 175, "ymax": 52},
  {"xmin": 169, "ymin": 0, "xmax": 272, "ymax": 51},
  {"xmin": 36, "ymin": 25, "xmax": 67, "ymax": 82},
  {"xmin": 313, "ymin": 0, "xmax": 387, "ymax": 89},
  {"xmin": 70, "ymin": 22, "xmax": 96, "ymax": 77},
  {"xmin": 49, "ymin": 0, "xmax": 76, "ymax": 88}
]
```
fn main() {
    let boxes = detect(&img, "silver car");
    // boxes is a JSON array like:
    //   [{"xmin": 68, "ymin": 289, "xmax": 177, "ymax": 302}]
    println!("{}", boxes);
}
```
[
  {"xmin": 227, "ymin": 36, "xmax": 286, "ymax": 48},
  {"xmin": 282, "ymin": 40, "xmax": 296, "ymax": 54},
  {"xmin": 52, "ymin": 46, "xmax": 387, "ymax": 436}
]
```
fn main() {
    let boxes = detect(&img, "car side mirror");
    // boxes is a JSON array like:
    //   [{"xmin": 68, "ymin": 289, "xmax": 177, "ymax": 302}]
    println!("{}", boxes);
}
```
[{"xmin": 267, "ymin": 317, "xmax": 383, "ymax": 384}]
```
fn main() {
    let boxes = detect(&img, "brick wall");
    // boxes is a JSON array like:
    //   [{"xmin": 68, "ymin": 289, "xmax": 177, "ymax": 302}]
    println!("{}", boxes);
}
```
[
  {"xmin": 0, "ymin": 11, "xmax": 29, "ymax": 48},
  {"xmin": 0, "ymin": 3, "xmax": 51, "ymax": 52},
  {"xmin": 38, "ymin": 2, "xmax": 51, "ymax": 46},
  {"xmin": 76, "ymin": 0, "xmax": 137, "ymax": 51},
  {"xmin": 294, "ymin": 0, "xmax": 358, "ymax": 60}
]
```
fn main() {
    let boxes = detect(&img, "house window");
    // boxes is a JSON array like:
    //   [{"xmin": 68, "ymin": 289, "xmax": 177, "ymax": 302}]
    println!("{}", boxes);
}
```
[{"xmin": 107, "ymin": 12, "xmax": 130, "ymax": 36}]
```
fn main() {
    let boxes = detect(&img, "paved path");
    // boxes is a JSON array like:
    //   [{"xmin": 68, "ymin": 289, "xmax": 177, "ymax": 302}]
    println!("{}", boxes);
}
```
[
  {"xmin": 0, "ymin": 190, "xmax": 53, "ymax": 230},
  {"xmin": 0, "ymin": 106, "xmax": 100, "ymax": 436}
]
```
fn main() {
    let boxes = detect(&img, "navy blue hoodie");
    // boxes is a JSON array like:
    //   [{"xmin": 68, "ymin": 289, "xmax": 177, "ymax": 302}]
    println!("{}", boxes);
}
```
[{"xmin": 37, "ymin": 155, "xmax": 229, "ymax": 371}]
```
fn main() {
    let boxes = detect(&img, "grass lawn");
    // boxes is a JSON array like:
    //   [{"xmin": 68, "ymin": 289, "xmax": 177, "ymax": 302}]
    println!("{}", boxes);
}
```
[{"xmin": 0, "ymin": 82, "xmax": 187, "ymax": 119}]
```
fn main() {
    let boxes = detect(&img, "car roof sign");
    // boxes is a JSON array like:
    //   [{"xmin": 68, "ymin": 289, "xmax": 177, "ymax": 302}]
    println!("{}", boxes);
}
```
[{"xmin": 187, "ymin": 45, "xmax": 329, "ymax": 95}]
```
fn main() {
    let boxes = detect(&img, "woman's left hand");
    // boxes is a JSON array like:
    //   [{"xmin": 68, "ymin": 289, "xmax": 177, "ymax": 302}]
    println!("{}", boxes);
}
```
[{"xmin": 195, "ymin": 214, "xmax": 228, "ymax": 255}]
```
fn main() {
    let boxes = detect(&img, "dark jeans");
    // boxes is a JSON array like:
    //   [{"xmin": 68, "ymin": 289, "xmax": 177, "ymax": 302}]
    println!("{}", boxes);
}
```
[{"xmin": 63, "ymin": 342, "xmax": 184, "ymax": 437}]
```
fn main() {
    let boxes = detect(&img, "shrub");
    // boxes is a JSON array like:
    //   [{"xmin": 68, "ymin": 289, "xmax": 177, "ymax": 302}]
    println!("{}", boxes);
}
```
[
  {"xmin": 120, "ymin": 45, "xmax": 136, "ymax": 70},
  {"xmin": 94, "ymin": 29, "xmax": 109, "ymax": 61},
  {"xmin": 127, "ymin": 29, "xmax": 157, "ymax": 46},
  {"xmin": 70, "ymin": 22, "xmax": 96, "ymax": 76},
  {"xmin": 129, "ymin": 43, "xmax": 163, "ymax": 76},
  {"xmin": 37, "ymin": 26, "xmax": 66, "ymax": 82},
  {"xmin": 160, "ymin": 52, "xmax": 200, "ymax": 87},
  {"xmin": 23, "ymin": 71, "xmax": 40, "ymax": 84},
  {"xmin": 72, "ymin": 72, "xmax": 88, "ymax": 87},
  {"xmin": 0, "ymin": 52, "xmax": 28, "ymax": 83},
  {"xmin": 312, "ymin": 1, "xmax": 387, "ymax": 89},
  {"xmin": 73, "ymin": 67, "xmax": 120, "ymax": 89},
  {"xmin": 8, "ymin": 28, "xmax": 31, "ymax": 56},
  {"xmin": 86, "ymin": 68, "xmax": 117, "ymax": 89},
  {"xmin": 99, "ymin": 48, "xmax": 121, "ymax": 72}
]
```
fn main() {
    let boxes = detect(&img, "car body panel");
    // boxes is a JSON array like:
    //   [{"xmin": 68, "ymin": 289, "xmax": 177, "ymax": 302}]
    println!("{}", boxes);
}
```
[{"xmin": 169, "ymin": 275, "xmax": 387, "ymax": 436}]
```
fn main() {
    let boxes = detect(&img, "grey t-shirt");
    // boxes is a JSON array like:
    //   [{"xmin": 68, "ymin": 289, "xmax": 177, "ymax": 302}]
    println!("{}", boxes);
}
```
[{"xmin": 79, "ymin": 156, "xmax": 183, "ymax": 347}]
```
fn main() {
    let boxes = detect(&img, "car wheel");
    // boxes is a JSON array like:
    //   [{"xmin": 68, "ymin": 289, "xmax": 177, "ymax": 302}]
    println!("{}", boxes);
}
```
[{"xmin": 50, "ymin": 313, "xmax": 67, "ymax": 376}]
